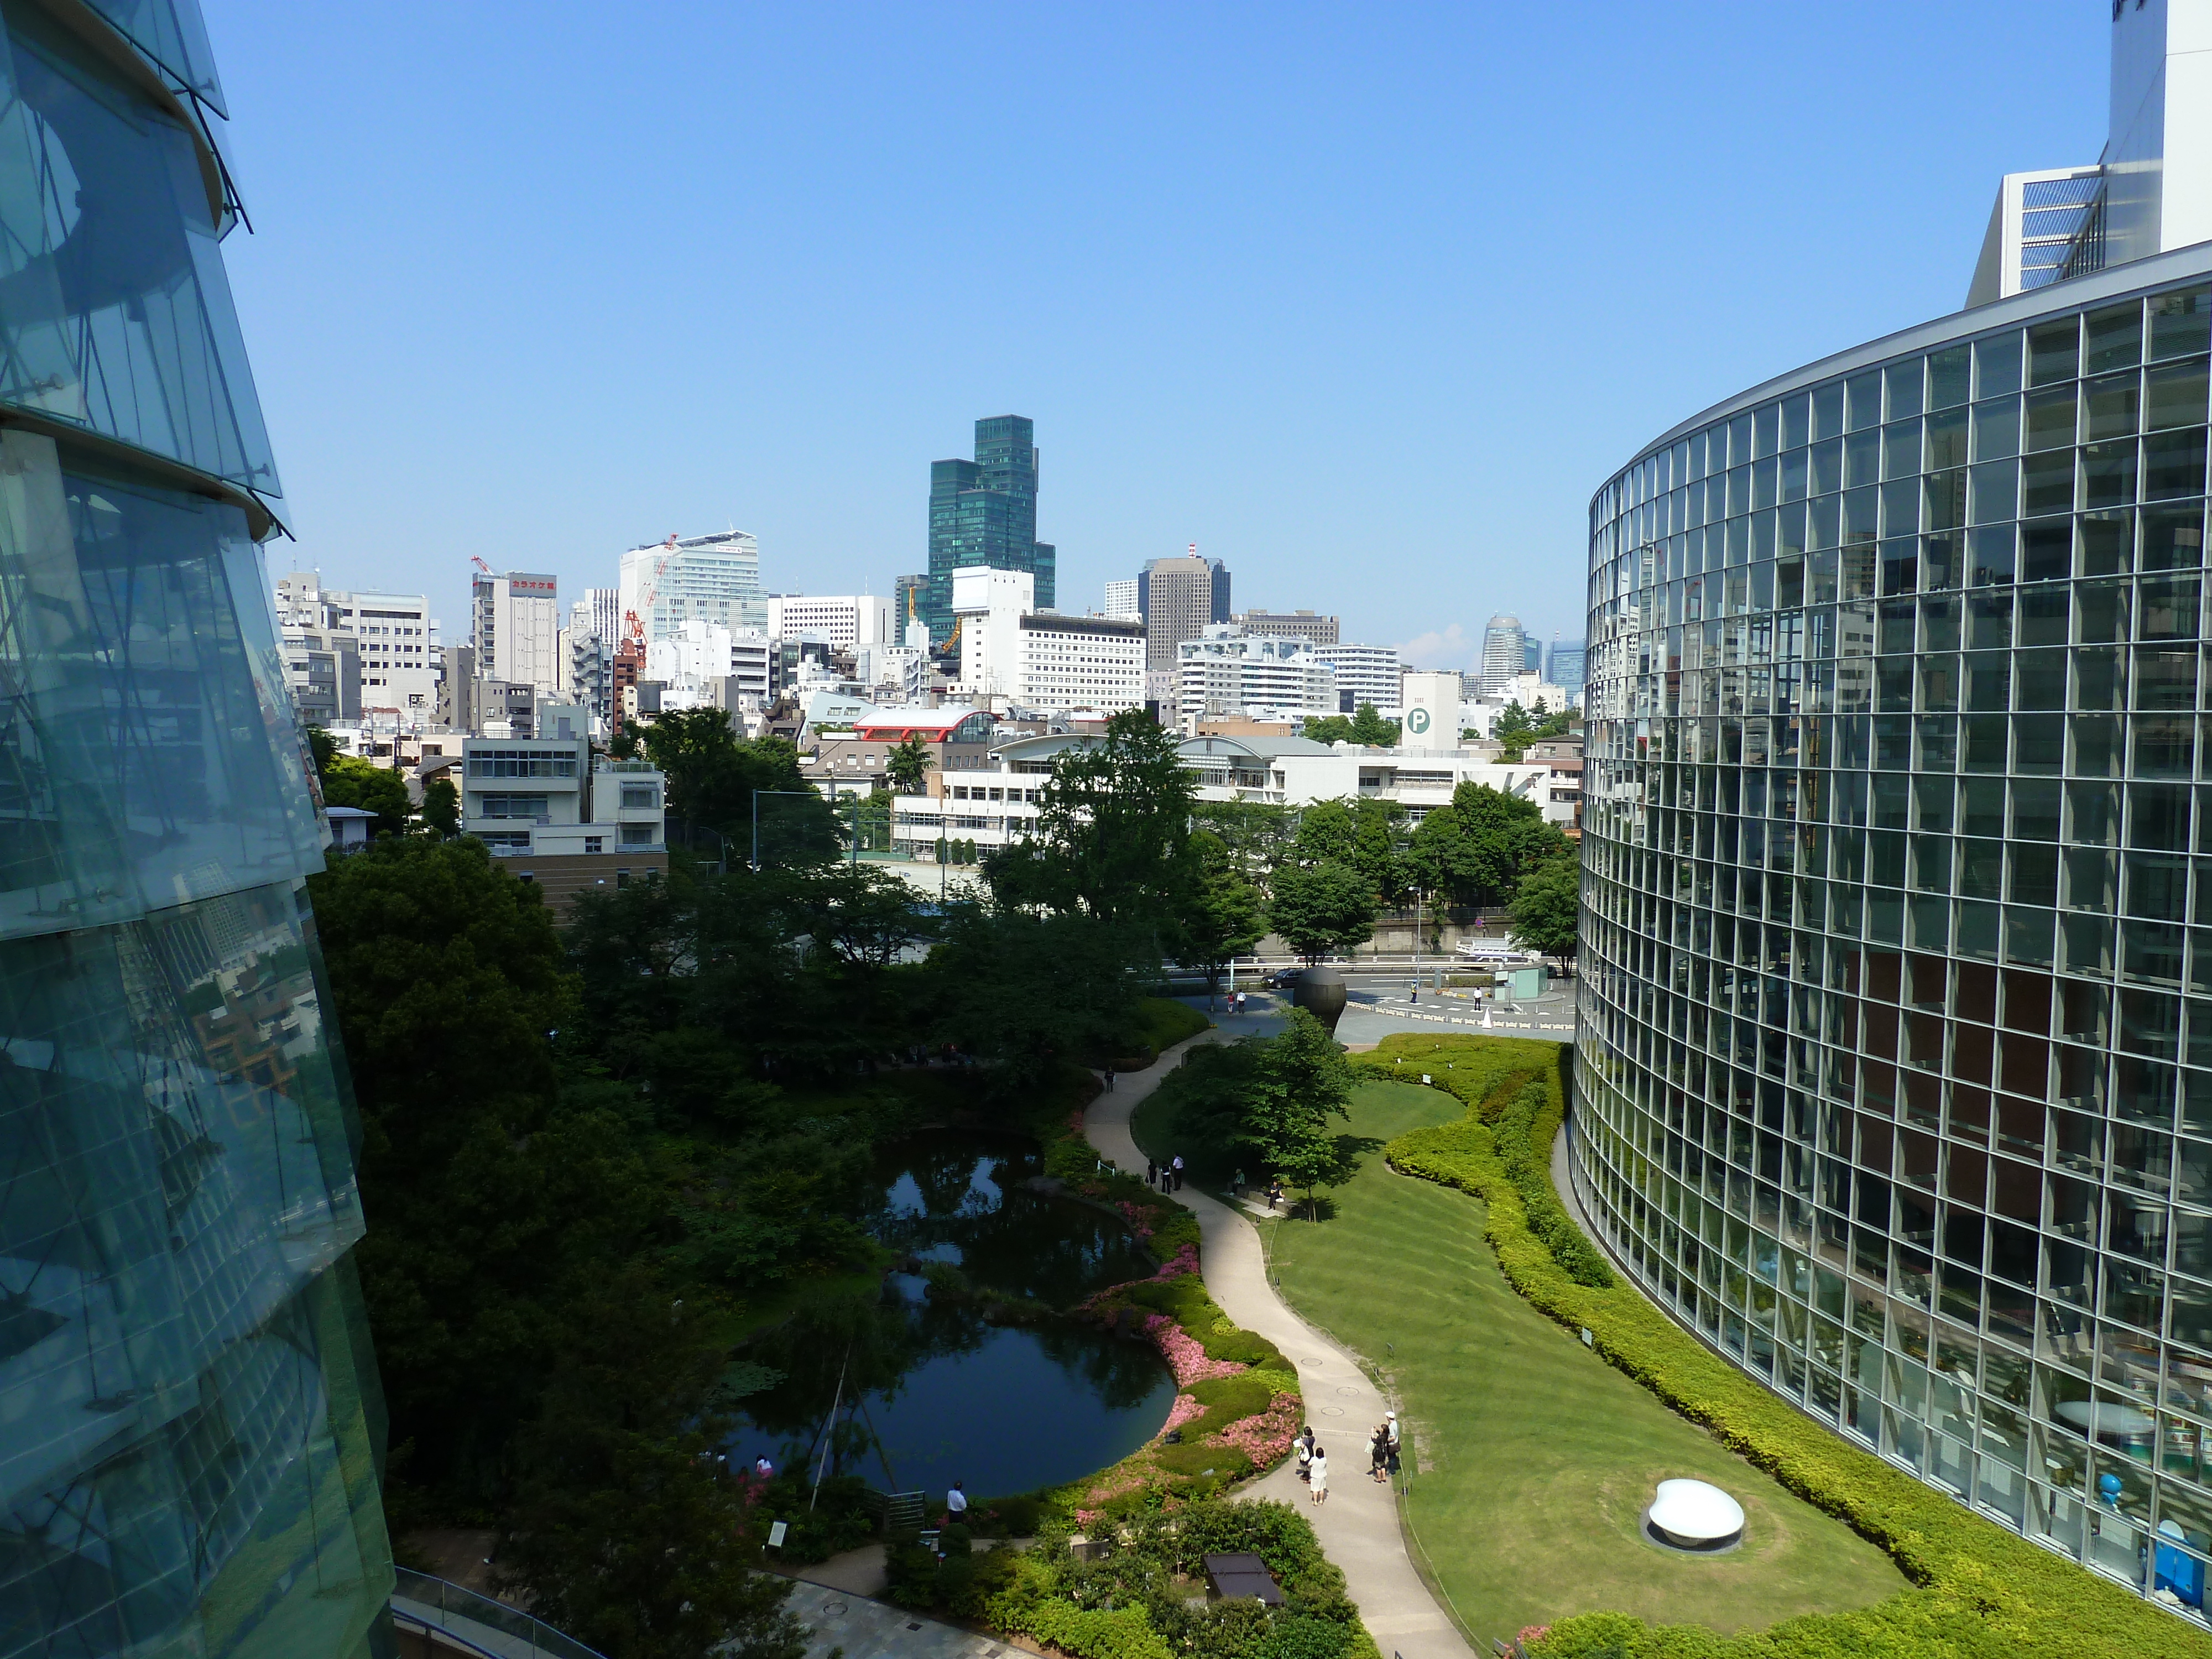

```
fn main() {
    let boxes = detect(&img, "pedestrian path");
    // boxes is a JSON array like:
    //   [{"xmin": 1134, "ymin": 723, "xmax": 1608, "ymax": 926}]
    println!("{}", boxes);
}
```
[
  {"xmin": 1088, "ymin": 1030, "xmax": 1475, "ymax": 1659},
  {"xmin": 792, "ymin": 1578, "xmax": 1025, "ymax": 1659}
]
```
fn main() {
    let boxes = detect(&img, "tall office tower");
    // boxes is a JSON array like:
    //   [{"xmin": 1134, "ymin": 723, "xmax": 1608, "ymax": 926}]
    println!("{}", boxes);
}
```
[
  {"xmin": 1234, "ymin": 609, "xmax": 1339, "ymax": 646},
  {"xmin": 1546, "ymin": 637, "xmax": 1588, "ymax": 690},
  {"xmin": 1968, "ymin": 2, "xmax": 2212, "ymax": 307},
  {"xmin": 924, "ymin": 416, "xmax": 1053, "ymax": 638},
  {"xmin": 619, "ymin": 530, "xmax": 765, "ymax": 649},
  {"xmin": 1138, "ymin": 551, "xmax": 1231, "ymax": 672},
  {"xmin": 471, "ymin": 570, "xmax": 559, "ymax": 691},
  {"xmin": 1577, "ymin": 8, "xmax": 2212, "ymax": 1618},
  {"xmin": 1480, "ymin": 613, "xmax": 1526, "ymax": 693},
  {"xmin": 1523, "ymin": 634, "xmax": 1543, "ymax": 672},
  {"xmin": 0, "ymin": 2, "xmax": 394, "ymax": 1653},
  {"xmin": 1313, "ymin": 644, "xmax": 1401, "ymax": 712},
  {"xmin": 894, "ymin": 572, "xmax": 930, "ymax": 641},
  {"xmin": 1103, "ymin": 577, "xmax": 1140, "ymax": 619},
  {"xmin": 579, "ymin": 586, "xmax": 621, "ymax": 649}
]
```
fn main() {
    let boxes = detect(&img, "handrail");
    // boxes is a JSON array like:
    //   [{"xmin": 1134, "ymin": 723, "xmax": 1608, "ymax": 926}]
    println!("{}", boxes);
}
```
[{"xmin": 390, "ymin": 1567, "xmax": 608, "ymax": 1659}]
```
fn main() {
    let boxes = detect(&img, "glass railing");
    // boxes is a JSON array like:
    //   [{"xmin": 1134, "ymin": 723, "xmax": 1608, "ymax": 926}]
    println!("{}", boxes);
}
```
[{"xmin": 390, "ymin": 1567, "xmax": 608, "ymax": 1659}]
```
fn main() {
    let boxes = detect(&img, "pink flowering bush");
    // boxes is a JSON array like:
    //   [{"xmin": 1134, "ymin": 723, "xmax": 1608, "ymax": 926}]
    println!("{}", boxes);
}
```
[
  {"xmin": 1149, "ymin": 1242, "xmax": 1198, "ymax": 1280},
  {"xmin": 1204, "ymin": 1392, "xmax": 1301, "ymax": 1468},
  {"xmin": 1157, "ymin": 1392, "xmax": 1207, "ymax": 1438},
  {"xmin": 1113, "ymin": 1200, "xmax": 1156, "ymax": 1241},
  {"xmin": 1146, "ymin": 1314, "xmax": 1247, "ymax": 1386},
  {"xmin": 1083, "ymin": 1469, "xmax": 1145, "ymax": 1506}
]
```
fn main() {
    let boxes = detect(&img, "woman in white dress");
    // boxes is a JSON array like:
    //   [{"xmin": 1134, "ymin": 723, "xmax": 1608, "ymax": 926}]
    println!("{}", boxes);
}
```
[{"xmin": 1308, "ymin": 1446, "xmax": 1329, "ymax": 1504}]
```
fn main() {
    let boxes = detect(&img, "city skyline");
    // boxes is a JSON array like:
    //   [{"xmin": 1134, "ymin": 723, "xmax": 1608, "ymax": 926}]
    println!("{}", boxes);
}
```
[{"xmin": 205, "ymin": 2, "xmax": 2108, "ymax": 674}]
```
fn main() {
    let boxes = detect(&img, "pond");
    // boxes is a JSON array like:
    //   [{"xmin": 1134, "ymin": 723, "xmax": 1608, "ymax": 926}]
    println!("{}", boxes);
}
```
[{"xmin": 730, "ymin": 1131, "xmax": 1175, "ymax": 1501}]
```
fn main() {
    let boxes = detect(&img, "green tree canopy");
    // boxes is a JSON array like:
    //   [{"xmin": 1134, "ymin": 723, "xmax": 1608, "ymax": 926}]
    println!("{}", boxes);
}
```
[
  {"xmin": 1267, "ymin": 860, "xmax": 1378, "ymax": 961},
  {"xmin": 320, "ymin": 752, "xmax": 411, "ymax": 834},
  {"xmin": 1302, "ymin": 702, "xmax": 1400, "ymax": 747},
  {"xmin": 1177, "ymin": 828, "xmax": 1267, "ymax": 995},
  {"xmin": 1293, "ymin": 797, "xmax": 1407, "ymax": 907},
  {"xmin": 1446, "ymin": 780, "xmax": 1569, "ymax": 906},
  {"xmin": 420, "ymin": 775, "xmax": 461, "ymax": 838},
  {"xmin": 884, "ymin": 734, "xmax": 933, "ymax": 794},
  {"xmin": 1507, "ymin": 853, "xmax": 1582, "ymax": 963},
  {"xmin": 1171, "ymin": 1011, "xmax": 1355, "ymax": 1215},
  {"xmin": 627, "ymin": 709, "xmax": 839, "ymax": 862},
  {"xmin": 1191, "ymin": 800, "xmax": 1295, "ymax": 883}
]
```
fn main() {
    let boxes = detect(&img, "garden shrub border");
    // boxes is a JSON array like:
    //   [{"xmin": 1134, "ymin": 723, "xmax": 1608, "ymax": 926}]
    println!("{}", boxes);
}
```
[{"xmin": 1369, "ymin": 1032, "xmax": 2210, "ymax": 1659}]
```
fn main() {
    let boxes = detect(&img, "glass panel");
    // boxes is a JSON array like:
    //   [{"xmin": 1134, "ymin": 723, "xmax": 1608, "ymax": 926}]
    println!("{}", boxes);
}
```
[
  {"xmin": 2151, "ymin": 288, "xmax": 2211, "ymax": 361},
  {"xmin": 2086, "ymin": 301, "xmax": 2145, "ymax": 375},
  {"xmin": 1977, "ymin": 332, "xmax": 2024, "ymax": 399},
  {"xmin": 2031, "ymin": 317, "xmax": 2081, "ymax": 387}
]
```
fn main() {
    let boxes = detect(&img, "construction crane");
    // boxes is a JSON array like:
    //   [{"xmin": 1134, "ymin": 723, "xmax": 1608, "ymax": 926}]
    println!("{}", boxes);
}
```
[
  {"xmin": 622, "ymin": 533, "xmax": 681, "ymax": 650},
  {"xmin": 469, "ymin": 555, "xmax": 493, "ymax": 577}
]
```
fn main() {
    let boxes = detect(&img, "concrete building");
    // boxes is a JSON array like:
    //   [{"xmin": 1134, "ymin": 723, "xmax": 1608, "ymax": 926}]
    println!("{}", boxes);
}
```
[
  {"xmin": 619, "ymin": 530, "xmax": 766, "ymax": 649},
  {"xmin": 471, "ymin": 569, "xmax": 560, "ymax": 692},
  {"xmin": 1577, "ymin": 7, "xmax": 2212, "ymax": 1617},
  {"xmin": 460, "ymin": 718, "xmax": 667, "ymax": 894},
  {"xmin": 768, "ymin": 593, "xmax": 894, "ymax": 649},
  {"xmin": 283, "ymin": 622, "xmax": 361, "ymax": 727},
  {"xmin": 1313, "ymin": 643, "xmax": 1402, "ymax": 713},
  {"xmin": 1103, "ymin": 577, "xmax": 1140, "ymax": 619},
  {"xmin": 1479, "ymin": 613, "xmax": 1527, "ymax": 694},
  {"xmin": 1139, "ymin": 551, "xmax": 1232, "ymax": 671},
  {"xmin": 276, "ymin": 573, "xmax": 440, "ymax": 721},
  {"xmin": 952, "ymin": 565, "xmax": 1035, "ymax": 697},
  {"xmin": 1175, "ymin": 625, "xmax": 1336, "ymax": 728},
  {"xmin": 1015, "ymin": 613, "xmax": 1146, "ymax": 713},
  {"xmin": 1237, "ymin": 609, "xmax": 1340, "ymax": 646}
]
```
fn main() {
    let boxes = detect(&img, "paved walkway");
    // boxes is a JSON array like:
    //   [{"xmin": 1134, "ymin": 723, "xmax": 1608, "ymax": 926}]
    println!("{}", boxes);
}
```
[{"xmin": 1087, "ymin": 1024, "xmax": 1475, "ymax": 1659}]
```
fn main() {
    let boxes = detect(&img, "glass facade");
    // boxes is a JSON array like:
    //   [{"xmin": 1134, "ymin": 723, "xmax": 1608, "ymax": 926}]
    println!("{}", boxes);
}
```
[
  {"xmin": 0, "ymin": 3, "xmax": 390, "ymax": 1656},
  {"xmin": 1577, "ymin": 248, "xmax": 2212, "ymax": 1622},
  {"xmin": 925, "ymin": 415, "xmax": 1053, "ymax": 638}
]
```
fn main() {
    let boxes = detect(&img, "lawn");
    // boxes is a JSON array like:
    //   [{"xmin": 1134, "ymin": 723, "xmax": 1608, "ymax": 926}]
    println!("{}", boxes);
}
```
[{"xmin": 1258, "ymin": 1076, "xmax": 1905, "ymax": 1650}]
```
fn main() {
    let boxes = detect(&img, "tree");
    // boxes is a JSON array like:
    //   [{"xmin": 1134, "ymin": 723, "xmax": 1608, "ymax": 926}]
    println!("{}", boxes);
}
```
[
  {"xmin": 421, "ymin": 775, "xmax": 461, "ymax": 838},
  {"xmin": 928, "ymin": 906, "xmax": 1150, "ymax": 1089},
  {"xmin": 885, "ymin": 735, "xmax": 934, "ymax": 794},
  {"xmin": 1267, "ymin": 860, "xmax": 1378, "ymax": 961},
  {"xmin": 1191, "ymin": 800, "xmax": 1295, "ymax": 884},
  {"xmin": 1172, "ymin": 1012, "xmax": 1354, "ymax": 1219},
  {"xmin": 1302, "ymin": 702, "xmax": 1399, "ymax": 747},
  {"xmin": 320, "ymin": 752, "xmax": 411, "ymax": 835},
  {"xmin": 499, "ymin": 1269, "xmax": 808, "ymax": 1659},
  {"xmin": 1449, "ymin": 780, "xmax": 1569, "ymax": 907},
  {"xmin": 1177, "ymin": 830, "xmax": 1267, "ymax": 1001},
  {"xmin": 628, "ymin": 708, "xmax": 838, "ymax": 862},
  {"xmin": 1507, "ymin": 854, "xmax": 1582, "ymax": 966},
  {"xmin": 1293, "ymin": 798, "xmax": 1407, "ymax": 907},
  {"xmin": 987, "ymin": 709, "xmax": 1195, "ymax": 932}
]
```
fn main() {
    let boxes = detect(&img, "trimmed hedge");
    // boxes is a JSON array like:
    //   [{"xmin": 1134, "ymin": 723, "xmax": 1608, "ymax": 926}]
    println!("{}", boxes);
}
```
[
  {"xmin": 1381, "ymin": 1035, "xmax": 2211, "ymax": 1659},
  {"xmin": 1490, "ymin": 1079, "xmax": 1611, "ymax": 1288}
]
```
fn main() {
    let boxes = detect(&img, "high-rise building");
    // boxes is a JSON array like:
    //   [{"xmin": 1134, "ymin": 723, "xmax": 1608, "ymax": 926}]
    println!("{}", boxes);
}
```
[
  {"xmin": 1480, "ymin": 613, "xmax": 1527, "ymax": 693},
  {"xmin": 1576, "ymin": 9, "xmax": 2212, "ymax": 1619},
  {"xmin": 1103, "ymin": 578, "xmax": 1140, "ymax": 619},
  {"xmin": 1968, "ymin": 2, "xmax": 2212, "ymax": 307},
  {"xmin": 1233, "ymin": 609, "xmax": 1339, "ymax": 646},
  {"xmin": 619, "ymin": 530, "xmax": 765, "ymax": 651},
  {"xmin": 276, "ymin": 574, "xmax": 440, "ymax": 721},
  {"xmin": 1139, "ymin": 551, "xmax": 1233, "ymax": 672},
  {"xmin": 1547, "ymin": 637, "xmax": 1588, "ymax": 689},
  {"xmin": 768, "ymin": 593, "xmax": 893, "ymax": 648},
  {"xmin": 893, "ymin": 572, "xmax": 930, "ymax": 642},
  {"xmin": 1313, "ymin": 644, "xmax": 1401, "ymax": 712},
  {"xmin": 925, "ymin": 416, "xmax": 1054, "ymax": 638},
  {"xmin": 1175, "ymin": 627, "xmax": 1335, "ymax": 727},
  {"xmin": 0, "ymin": 3, "xmax": 394, "ymax": 1653},
  {"xmin": 471, "ymin": 570, "xmax": 560, "ymax": 691}
]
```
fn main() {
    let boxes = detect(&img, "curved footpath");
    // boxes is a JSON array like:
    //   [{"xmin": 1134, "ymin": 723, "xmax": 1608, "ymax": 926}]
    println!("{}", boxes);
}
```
[{"xmin": 1087, "ymin": 1019, "xmax": 1475, "ymax": 1659}]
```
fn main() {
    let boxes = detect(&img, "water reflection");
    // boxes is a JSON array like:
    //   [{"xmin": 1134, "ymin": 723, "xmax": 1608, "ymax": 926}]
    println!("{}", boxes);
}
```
[{"xmin": 732, "ymin": 1132, "xmax": 1172, "ymax": 1499}]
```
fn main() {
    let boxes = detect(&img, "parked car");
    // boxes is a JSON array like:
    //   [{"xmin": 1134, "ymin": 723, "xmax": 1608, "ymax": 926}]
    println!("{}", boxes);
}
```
[
  {"xmin": 1264, "ymin": 967, "xmax": 1305, "ymax": 988},
  {"xmin": 1457, "ymin": 946, "xmax": 1537, "ymax": 969}
]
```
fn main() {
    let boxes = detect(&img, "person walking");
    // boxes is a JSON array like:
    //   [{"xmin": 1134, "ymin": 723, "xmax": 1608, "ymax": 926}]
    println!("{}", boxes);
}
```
[
  {"xmin": 1308, "ymin": 1445, "xmax": 1328, "ymax": 1505},
  {"xmin": 1296, "ymin": 1433, "xmax": 1312, "ymax": 1484},
  {"xmin": 1267, "ymin": 1176, "xmax": 1284, "ymax": 1211},
  {"xmin": 1369, "ymin": 1425, "xmax": 1389, "ymax": 1483},
  {"xmin": 1171, "ymin": 1154, "xmax": 1185, "ymax": 1191}
]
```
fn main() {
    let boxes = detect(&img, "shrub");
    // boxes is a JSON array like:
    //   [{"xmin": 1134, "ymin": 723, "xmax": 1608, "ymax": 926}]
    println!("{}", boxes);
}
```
[{"xmin": 1381, "ymin": 1038, "xmax": 2212, "ymax": 1659}]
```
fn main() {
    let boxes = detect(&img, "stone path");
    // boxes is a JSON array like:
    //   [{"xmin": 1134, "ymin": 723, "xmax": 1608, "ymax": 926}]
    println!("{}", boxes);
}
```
[
  {"xmin": 791, "ymin": 1579, "xmax": 1030, "ymax": 1659},
  {"xmin": 1087, "ymin": 1023, "xmax": 1476, "ymax": 1659}
]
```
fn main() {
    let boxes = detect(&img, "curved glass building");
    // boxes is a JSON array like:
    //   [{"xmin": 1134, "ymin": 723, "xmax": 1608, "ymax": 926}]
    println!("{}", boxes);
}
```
[
  {"xmin": 0, "ymin": 2, "xmax": 393, "ymax": 1656},
  {"xmin": 1575, "ymin": 235, "xmax": 2212, "ymax": 1611}
]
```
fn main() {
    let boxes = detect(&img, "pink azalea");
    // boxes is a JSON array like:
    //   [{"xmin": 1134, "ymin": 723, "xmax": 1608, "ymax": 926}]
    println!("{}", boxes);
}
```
[
  {"xmin": 1203, "ymin": 1392, "xmax": 1301, "ymax": 1468},
  {"xmin": 1074, "ymin": 1507, "xmax": 1102, "ymax": 1527},
  {"xmin": 1145, "ymin": 1314, "xmax": 1247, "ymax": 1386},
  {"xmin": 1157, "ymin": 1392, "xmax": 1207, "ymax": 1438}
]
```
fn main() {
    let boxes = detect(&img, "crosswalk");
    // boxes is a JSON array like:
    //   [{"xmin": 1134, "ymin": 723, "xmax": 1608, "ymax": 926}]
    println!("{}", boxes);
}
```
[{"xmin": 1355, "ymin": 1001, "xmax": 1575, "ymax": 1034}]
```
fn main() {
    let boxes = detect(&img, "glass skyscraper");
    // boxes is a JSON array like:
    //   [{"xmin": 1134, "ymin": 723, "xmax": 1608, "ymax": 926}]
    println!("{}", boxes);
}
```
[
  {"xmin": 0, "ymin": 2, "xmax": 393, "ymax": 1655},
  {"xmin": 925, "ymin": 416, "xmax": 1054, "ymax": 640}
]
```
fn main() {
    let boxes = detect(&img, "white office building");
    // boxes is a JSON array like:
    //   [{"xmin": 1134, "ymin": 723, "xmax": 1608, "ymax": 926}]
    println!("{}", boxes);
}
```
[
  {"xmin": 276, "ymin": 573, "xmax": 440, "ymax": 720},
  {"xmin": 1016, "ymin": 614, "xmax": 1144, "ymax": 712},
  {"xmin": 1175, "ymin": 625, "xmax": 1337, "ymax": 727},
  {"xmin": 460, "ymin": 717, "xmax": 665, "ymax": 859},
  {"xmin": 952, "ymin": 566, "xmax": 1035, "ymax": 697},
  {"xmin": 1103, "ymin": 578, "xmax": 1139, "ymax": 620},
  {"xmin": 1312, "ymin": 643, "xmax": 1401, "ymax": 714},
  {"xmin": 767, "ymin": 593, "xmax": 893, "ymax": 648},
  {"xmin": 620, "ymin": 530, "xmax": 766, "ymax": 650},
  {"xmin": 472, "ymin": 570, "xmax": 560, "ymax": 693}
]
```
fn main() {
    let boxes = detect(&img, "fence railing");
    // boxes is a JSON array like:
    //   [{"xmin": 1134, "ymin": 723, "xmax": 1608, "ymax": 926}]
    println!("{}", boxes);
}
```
[{"xmin": 390, "ymin": 1567, "xmax": 608, "ymax": 1659}]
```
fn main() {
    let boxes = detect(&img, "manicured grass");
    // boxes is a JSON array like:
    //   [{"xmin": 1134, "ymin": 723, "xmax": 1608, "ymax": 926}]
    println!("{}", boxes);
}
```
[
  {"xmin": 1127, "ymin": 995, "xmax": 1211, "ymax": 1059},
  {"xmin": 1260, "ymin": 1078, "xmax": 1905, "ymax": 1650}
]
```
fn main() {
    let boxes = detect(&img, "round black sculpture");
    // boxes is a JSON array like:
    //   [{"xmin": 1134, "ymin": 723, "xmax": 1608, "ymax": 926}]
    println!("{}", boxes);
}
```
[{"xmin": 1291, "ymin": 966, "xmax": 1348, "ymax": 1036}]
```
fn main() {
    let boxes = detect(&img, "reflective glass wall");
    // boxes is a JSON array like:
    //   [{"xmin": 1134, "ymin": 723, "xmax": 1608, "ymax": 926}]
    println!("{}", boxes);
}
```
[
  {"xmin": 0, "ymin": 2, "xmax": 390, "ymax": 1655},
  {"xmin": 1578, "ymin": 251, "xmax": 2212, "ymax": 1622}
]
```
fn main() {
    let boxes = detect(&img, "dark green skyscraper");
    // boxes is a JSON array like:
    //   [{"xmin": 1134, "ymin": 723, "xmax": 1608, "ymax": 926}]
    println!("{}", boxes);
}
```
[{"xmin": 925, "ymin": 416, "xmax": 1055, "ymax": 641}]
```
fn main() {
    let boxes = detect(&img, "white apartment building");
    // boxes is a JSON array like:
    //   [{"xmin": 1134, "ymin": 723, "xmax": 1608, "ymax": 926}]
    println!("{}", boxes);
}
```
[
  {"xmin": 1175, "ymin": 625, "xmax": 1336, "ymax": 728},
  {"xmin": 472, "ymin": 570, "xmax": 560, "ymax": 692},
  {"xmin": 1312, "ymin": 644, "xmax": 1401, "ymax": 714},
  {"xmin": 1102, "ymin": 578, "xmax": 1139, "ymax": 620},
  {"xmin": 767, "ymin": 593, "xmax": 893, "ymax": 648},
  {"xmin": 619, "ymin": 530, "xmax": 766, "ymax": 649},
  {"xmin": 952, "ymin": 565, "xmax": 1034, "ymax": 697},
  {"xmin": 460, "ymin": 716, "xmax": 665, "ymax": 859},
  {"xmin": 644, "ymin": 618, "xmax": 772, "ymax": 706},
  {"xmin": 276, "ymin": 573, "xmax": 440, "ymax": 719}
]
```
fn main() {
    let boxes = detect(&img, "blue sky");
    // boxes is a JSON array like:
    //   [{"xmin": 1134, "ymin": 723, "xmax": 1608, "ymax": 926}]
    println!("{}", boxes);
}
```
[{"xmin": 208, "ymin": 1, "xmax": 2108, "ymax": 669}]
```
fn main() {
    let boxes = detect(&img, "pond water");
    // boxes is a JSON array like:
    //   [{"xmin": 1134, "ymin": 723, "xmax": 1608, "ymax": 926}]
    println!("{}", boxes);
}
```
[{"xmin": 731, "ymin": 1131, "xmax": 1175, "ymax": 1501}]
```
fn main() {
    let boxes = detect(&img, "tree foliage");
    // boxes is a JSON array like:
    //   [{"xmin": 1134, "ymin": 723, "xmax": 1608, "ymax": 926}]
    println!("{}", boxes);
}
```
[
  {"xmin": 1167, "ymin": 1012, "xmax": 1356, "ymax": 1215},
  {"xmin": 1403, "ymin": 781, "xmax": 1568, "ymax": 907},
  {"xmin": 420, "ymin": 775, "xmax": 461, "ymax": 838},
  {"xmin": 885, "ymin": 735, "xmax": 933, "ymax": 794},
  {"xmin": 1507, "ymin": 853, "xmax": 1582, "ymax": 962},
  {"xmin": 1177, "ymin": 829, "xmax": 1267, "ymax": 992},
  {"xmin": 1302, "ymin": 702, "xmax": 1400, "ymax": 746},
  {"xmin": 623, "ymin": 708, "xmax": 838, "ymax": 860},
  {"xmin": 1267, "ymin": 860, "xmax": 1378, "ymax": 961},
  {"xmin": 320, "ymin": 752, "xmax": 411, "ymax": 834}
]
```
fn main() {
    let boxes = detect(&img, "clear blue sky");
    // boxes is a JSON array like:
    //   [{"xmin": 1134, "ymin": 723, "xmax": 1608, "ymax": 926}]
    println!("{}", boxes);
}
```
[{"xmin": 208, "ymin": 1, "xmax": 2107, "ymax": 668}]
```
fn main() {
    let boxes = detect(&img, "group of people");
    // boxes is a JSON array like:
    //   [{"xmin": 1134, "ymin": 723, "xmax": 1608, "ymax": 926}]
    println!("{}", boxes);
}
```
[
  {"xmin": 1293, "ymin": 1412, "xmax": 1401, "ymax": 1505},
  {"xmin": 1145, "ymin": 1155, "xmax": 1185, "ymax": 1192}
]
